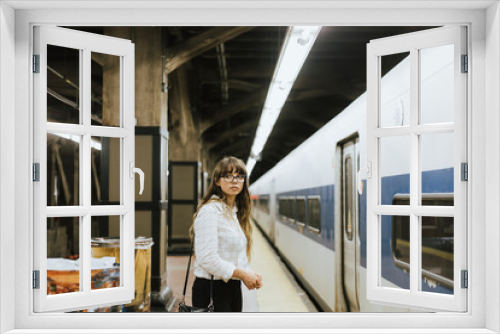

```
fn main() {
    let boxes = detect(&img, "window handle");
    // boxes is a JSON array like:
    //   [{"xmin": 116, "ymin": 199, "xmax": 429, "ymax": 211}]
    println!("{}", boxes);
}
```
[
  {"xmin": 357, "ymin": 161, "xmax": 372, "ymax": 195},
  {"xmin": 129, "ymin": 162, "xmax": 144, "ymax": 195}
]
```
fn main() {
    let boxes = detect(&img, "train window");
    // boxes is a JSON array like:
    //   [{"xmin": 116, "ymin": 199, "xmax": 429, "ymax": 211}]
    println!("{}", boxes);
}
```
[
  {"xmin": 287, "ymin": 198, "xmax": 295, "ymax": 222},
  {"xmin": 307, "ymin": 197, "xmax": 321, "ymax": 232},
  {"xmin": 296, "ymin": 197, "xmax": 306, "ymax": 225},
  {"xmin": 260, "ymin": 197, "xmax": 269, "ymax": 214},
  {"xmin": 279, "ymin": 198, "xmax": 287, "ymax": 218},
  {"xmin": 421, "ymin": 216, "xmax": 454, "ymax": 294},
  {"xmin": 384, "ymin": 215, "xmax": 410, "ymax": 290},
  {"xmin": 392, "ymin": 194, "xmax": 455, "ymax": 293},
  {"xmin": 344, "ymin": 155, "xmax": 354, "ymax": 240},
  {"xmin": 392, "ymin": 214, "xmax": 454, "ymax": 294}
]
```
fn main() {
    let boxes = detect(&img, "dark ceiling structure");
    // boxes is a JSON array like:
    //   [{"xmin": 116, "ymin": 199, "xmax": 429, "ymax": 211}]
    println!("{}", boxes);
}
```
[
  {"xmin": 184, "ymin": 26, "xmax": 431, "ymax": 181},
  {"xmin": 64, "ymin": 26, "xmax": 432, "ymax": 182}
]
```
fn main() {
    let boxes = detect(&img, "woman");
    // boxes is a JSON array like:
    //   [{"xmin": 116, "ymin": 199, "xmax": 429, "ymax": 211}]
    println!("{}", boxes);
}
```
[{"xmin": 191, "ymin": 156, "xmax": 263, "ymax": 312}]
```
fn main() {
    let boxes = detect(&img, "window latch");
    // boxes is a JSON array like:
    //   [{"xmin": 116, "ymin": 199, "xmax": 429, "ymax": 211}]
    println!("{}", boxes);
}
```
[
  {"xmin": 357, "ymin": 161, "xmax": 372, "ymax": 195},
  {"xmin": 129, "ymin": 162, "xmax": 144, "ymax": 195}
]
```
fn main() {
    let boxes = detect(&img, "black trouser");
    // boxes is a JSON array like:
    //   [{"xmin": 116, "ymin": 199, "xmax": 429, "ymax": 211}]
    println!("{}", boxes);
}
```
[{"xmin": 192, "ymin": 277, "xmax": 242, "ymax": 312}]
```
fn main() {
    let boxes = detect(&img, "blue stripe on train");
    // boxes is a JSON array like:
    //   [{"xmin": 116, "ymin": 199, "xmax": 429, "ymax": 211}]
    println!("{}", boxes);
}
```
[
  {"xmin": 277, "ymin": 185, "xmax": 335, "ymax": 252},
  {"xmin": 275, "ymin": 168, "xmax": 454, "ymax": 293},
  {"xmin": 277, "ymin": 168, "xmax": 453, "ymax": 293}
]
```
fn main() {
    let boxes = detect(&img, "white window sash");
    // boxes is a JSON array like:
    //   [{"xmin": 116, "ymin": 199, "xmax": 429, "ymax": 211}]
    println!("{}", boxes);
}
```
[
  {"xmin": 366, "ymin": 25, "xmax": 467, "ymax": 312},
  {"xmin": 33, "ymin": 26, "xmax": 136, "ymax": 313}
]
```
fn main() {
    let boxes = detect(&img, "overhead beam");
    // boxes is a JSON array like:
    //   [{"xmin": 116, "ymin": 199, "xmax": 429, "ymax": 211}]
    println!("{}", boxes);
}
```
[
  {"xmin": 165, "ymin": 26, "xmax": 255, "ymax": 74},
  {"xmin": 212, "ymin": 137, "xmax": 250, "ymax": 158},
  {"xmin": 229, "ymin": 80, "xmax": 261, "ymax": 92},
  {"xmin": 200, "ymin": 88, "xmax": 266, "ymax": 133},
  {"xmin": 288, "ymin": 87, "xmax": 359, "ymax": 103},
  {"xmin": 205, "ymin": 120, "xmax": 258, "ymax": 151}
]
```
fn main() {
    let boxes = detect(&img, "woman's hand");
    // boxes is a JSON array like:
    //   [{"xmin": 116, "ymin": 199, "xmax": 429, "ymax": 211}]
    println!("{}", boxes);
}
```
[
  {"xmin": 232, "ymin": 269, "xmax": 263, "ymax": 290},
  {"xmin": 255, "ymin": 274, "xmax": 263, "ymax": 289}
]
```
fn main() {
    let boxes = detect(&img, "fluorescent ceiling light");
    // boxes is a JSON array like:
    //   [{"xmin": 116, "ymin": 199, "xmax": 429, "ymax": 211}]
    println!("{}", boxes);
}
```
[{"xmin": 246, "ymin": 26, "xmax": 321, "ymax": 176}]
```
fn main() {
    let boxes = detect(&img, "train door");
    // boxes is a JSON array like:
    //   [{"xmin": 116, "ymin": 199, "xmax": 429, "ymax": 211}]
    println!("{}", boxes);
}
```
[{"xmin": 341, "ymin": 138, "xmax": 360, "ymax": 311}]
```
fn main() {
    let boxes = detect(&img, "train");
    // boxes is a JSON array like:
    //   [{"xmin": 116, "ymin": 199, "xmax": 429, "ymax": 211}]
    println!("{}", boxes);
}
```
[{"xmin": 249, "ymin": 44, "xmax": 455, "ymax": 312}]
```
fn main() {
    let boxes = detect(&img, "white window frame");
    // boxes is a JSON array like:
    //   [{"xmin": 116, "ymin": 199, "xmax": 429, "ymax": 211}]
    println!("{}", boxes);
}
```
[
  {"xmin": 365, "ymin": 26, "xmax": 467, "ymax": 312},
  {"xmin": 33, "ymin": 26, "xmax": 136, "ymax": 312},
  {"xmin": 1, "ymin": 1, "xmax": 498, "ymax": 333}
]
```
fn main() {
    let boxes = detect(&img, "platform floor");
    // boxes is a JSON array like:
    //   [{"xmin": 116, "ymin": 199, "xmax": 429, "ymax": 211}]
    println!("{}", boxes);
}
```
[{"xmin": 165, "ymin": 221, "xmax": 318, "ymax": 312}]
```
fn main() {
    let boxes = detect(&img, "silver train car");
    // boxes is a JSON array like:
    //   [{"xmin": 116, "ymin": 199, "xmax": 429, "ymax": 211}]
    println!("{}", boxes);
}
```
[{"xmin": 250, "ymin": 45, "xmax": 455, "ymax": 312}]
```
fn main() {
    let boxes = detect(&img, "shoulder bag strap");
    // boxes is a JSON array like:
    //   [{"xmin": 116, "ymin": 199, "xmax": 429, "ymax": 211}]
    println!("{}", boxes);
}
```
[{"xmin": 180, "ymin": 241, "xmax": 194, "ymax": 302}]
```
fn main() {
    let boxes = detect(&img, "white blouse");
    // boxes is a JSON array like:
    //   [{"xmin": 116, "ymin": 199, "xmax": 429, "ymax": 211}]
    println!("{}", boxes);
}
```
[{"xmin": 193, "ymin": 197, "xmax": 250, "ymax": 282}]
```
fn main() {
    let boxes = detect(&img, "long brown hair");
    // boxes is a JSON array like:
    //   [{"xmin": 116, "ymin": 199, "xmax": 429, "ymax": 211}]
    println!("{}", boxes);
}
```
[{"xmin": 191, "ymin": 156, "xmax": 253, "ymax": 260}]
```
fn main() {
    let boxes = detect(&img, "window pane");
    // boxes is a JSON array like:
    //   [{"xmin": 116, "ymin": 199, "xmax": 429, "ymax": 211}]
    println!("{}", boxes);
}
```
[
  {"xmin": 91, "ymin": 137, "xmax": 121, "ymax": 205},
  {"xmin": 421, "ymin": 216, "xmax": 454, "ymax": 295},
  {"xmin": 279, "ymin": 198, "xmax": 286, "ymax": 217},
  {"xmin": 261, "ymin": 197, "xmax": 269, "ymax": 214},
  {"xmin": 91, "ymin": 216, "xmax": 121, "ymax": 290},
  {"xmin": 288, "ymin": 198, "xmax": 295, "ymax": 221},
  {"xmin": 420, "ymin": 44, "xmax": 454, "ymax": 125},
  {"xmin": 421, "ymin": 133, "xmax": 454, "ymax": 205},
  {"xmin": 307, "ymin": 197, "xmax": 321, "ymax": 232},
  {"xmin": 47, "ymin": 133, "xmax": 80, "ymax": 206},
  {"xmin": 380, "ymin": 215, "xmax": 409, "ymax": 290},
  {"xmin": 381, "ymin": 136, "xmax": 410, "ymax": 205},
  {"xmin": 91, "ymin": 52, "xmax": 121, "ymax": 127},
  {"xmin": 297, "ymin": 198, "xmax": 306, "ymax": 225},
  {"xmin": 47, "ymin": 217, "xmax": 80, "ymax": 295},
  {"xmin": 380, "ymin": 52, "xmax": 410, "ymax": 128},
  {"xmin": 47, "ymin": 45, "xmax": 80, "ymax": 124}
]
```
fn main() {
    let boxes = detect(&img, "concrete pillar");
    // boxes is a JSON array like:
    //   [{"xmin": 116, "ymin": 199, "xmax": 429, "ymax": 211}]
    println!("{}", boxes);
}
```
[
  {"xmin": 103, "ymin": 27, "xmax": 170, "ymax": 303},
  {"xmin": 103, "ymin": 27, "xmax": 167, "ymax": 127},
  {"xmin": 168, "ymin": 65, "xmax": 200, "ymax": 161}
]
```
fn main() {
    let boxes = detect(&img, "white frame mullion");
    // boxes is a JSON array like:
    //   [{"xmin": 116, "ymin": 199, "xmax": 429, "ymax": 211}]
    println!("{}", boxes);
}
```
[
  {"xmin": 372, "ymin": 205, "xmax": 454, "ymax": 217},
  {"xmin": 46, "ymin": 124, "xmax": 130, "ymax": 138},
  {"xmin": 372, "ymin": 124, "xmax": 454, "ymax": 137},
  {"xmin": 45, "ymin": 205, "xmax": 145, "ymax": 217},
  {"xmin": 82, "ymin": 46, "xmax": 92, "ymax": 296},
  {"xmin": 90, "ymin": 126, "xmax": 130, "ymax": 138},
  {"xmin": 453, "ymin": 26, "xmax": 468, "ymax": 310},
  {"xmin": 121, "ymin": 40, "xmax": 135, "ymax": 290},
  {"xmin": 33, "ymin": 26, "xmax": 48, "ymax": 309},
  {"xmin": 409, "ymin": 47, "xmax": 420, "ymax": 296},
  {"xmin": 366, "ymin": 40, "xmax": 379, "ymax": 298}
]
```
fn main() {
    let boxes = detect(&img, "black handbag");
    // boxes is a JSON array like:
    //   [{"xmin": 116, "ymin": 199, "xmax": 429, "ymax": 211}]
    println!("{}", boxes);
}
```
[{"xmin": 178, "ymin": 241, "xmax": 214, "ymax": 312}]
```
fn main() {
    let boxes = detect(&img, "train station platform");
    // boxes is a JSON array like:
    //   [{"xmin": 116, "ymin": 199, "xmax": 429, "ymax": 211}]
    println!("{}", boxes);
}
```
[{"xmin": 164, "ymin": 221, "xmax": 318, "ymax": 312}]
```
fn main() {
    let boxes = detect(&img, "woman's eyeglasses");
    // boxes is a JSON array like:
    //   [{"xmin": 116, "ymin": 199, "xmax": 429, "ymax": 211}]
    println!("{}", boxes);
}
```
[{"xmin": 221, "ymin": 174, "xmax": 246, "ymax": 183}]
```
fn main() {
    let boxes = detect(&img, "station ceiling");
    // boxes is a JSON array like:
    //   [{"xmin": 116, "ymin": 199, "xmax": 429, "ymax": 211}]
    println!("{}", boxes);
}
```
[
  {"xmin": 64, "ymin": 26, "xmax": 432, "ymax": 182},
  {"xmin": 184, "ymin": 26, "xmax": 431, "ymax": 181}
]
